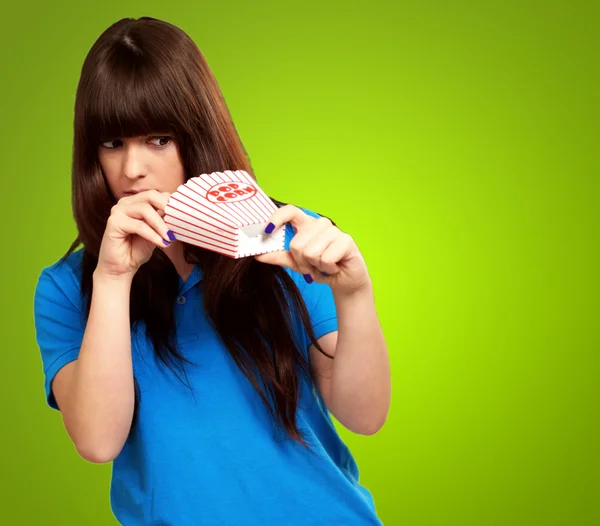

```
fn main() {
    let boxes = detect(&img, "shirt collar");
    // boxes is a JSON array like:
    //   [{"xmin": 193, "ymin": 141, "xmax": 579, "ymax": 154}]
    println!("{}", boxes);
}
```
[{"xmin": 178, "ymin": 264, "xmax": 203, "ymax": 296}]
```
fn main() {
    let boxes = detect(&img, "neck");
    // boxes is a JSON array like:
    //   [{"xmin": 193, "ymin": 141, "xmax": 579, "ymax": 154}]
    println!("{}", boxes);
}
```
[{"xmin": 162, "ymin": 241, "xmax": 193, "ymax": 282}]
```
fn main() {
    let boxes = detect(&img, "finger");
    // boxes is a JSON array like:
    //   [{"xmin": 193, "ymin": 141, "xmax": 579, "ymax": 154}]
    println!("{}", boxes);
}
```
[
  {"xmin": 283, "ymin": 217, "xmax": 330, "ymax": 274},
  {"xmin": 288, "ymin": 231, "xmax": 321, "ymax": 281},
  {"xmin": 120, "ymin": 202, "xmax": 174, "ymax": 243},
  {"xmin": 302, "ymin": 228, "xmax": 339, "ymax": 272},
  {"xmin": 120, "ymin": 189, "xmax": 171, "ymax": 215},
  {"xmin": 320, "ymin": 234, "xmax": 353, "ymax": 274},
  {"xmin": 264, "ymin": 204, "xmax": 313, "ymax": 234},
  {"xmin": 108, "ymin": 214, "xmax": 170, "ymax": 249}
]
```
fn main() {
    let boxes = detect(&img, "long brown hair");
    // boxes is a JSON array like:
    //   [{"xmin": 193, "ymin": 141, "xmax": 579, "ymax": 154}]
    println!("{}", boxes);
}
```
[{"xmin": 62, "ymin": 17, "xmax": 333, "ymax": 447}]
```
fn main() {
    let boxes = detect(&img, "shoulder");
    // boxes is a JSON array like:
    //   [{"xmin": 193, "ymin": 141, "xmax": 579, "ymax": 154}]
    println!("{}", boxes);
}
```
[{"xmin": 34, "ymin": 248, "xmax": 84, "ymax": 310}]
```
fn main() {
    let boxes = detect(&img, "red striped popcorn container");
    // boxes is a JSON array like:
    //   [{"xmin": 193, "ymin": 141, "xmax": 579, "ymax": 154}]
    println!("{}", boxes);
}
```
[{"xmin": 164, "ymin": 170, "xmax": 285, "ymax": 258}]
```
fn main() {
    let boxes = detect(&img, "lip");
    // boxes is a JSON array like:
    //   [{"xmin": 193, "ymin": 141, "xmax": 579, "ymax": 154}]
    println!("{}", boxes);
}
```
[{"xmin": 123, "ymin": 188, "xmax": 151, "ymax": 195}]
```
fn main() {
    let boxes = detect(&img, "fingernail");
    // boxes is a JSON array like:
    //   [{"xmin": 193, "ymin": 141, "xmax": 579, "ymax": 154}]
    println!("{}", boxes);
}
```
[
  {"xmin": 303, "ymin": 274, "xmax": 313, "ymax": 284},
  {"xmin": 264, "ymin": 222, "xmax": 275, "ymax": 234},
  {"xmin": 167, "ymin": 230, "xmax": 176, "ymax": 241},
  {"xmin": 163, "ymin": 239, "xmax": 171, "ymax": 246},
  {"xmin": 321, "ymin": 272, "xmax": 329, "ymax": 277}
]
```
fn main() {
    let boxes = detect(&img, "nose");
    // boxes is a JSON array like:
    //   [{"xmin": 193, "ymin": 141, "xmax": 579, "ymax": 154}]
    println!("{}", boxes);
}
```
[{"xmin": 122, "ymin": 143, "xmax": 147, "ymax": 180}]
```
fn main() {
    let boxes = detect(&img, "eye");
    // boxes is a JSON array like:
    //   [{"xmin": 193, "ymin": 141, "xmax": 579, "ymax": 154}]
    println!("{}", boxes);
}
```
[
  {"xmin": 149, "ymin": 135, "xmax": 172, "ymax": 147},
  {"xmin": 100, "ymin": 139, "xmax": 123, "ymax": 149}
]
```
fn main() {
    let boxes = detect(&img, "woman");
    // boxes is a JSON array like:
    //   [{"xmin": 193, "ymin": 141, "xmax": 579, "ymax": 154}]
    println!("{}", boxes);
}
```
[{"xmin": 33, "ymin": 16, "xmax": 391, "ymax": 525}]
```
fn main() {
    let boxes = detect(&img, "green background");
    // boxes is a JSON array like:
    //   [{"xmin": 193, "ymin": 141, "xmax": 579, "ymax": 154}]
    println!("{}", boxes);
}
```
[{"xmin": 2, "ymin": 1, "xmax": 598, "ymax": 524}]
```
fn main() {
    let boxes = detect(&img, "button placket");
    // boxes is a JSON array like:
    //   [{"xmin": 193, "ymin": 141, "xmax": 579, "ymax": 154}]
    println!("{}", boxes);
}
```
[{"xmin": 174, "ymin": 291, "xmax": 199, "ymax": 345}]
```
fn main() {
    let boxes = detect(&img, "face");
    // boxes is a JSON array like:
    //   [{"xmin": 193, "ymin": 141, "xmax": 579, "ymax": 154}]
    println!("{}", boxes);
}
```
[{"xmin": 98, "ymin": 134, "xmax": 185, "ymax": 200}]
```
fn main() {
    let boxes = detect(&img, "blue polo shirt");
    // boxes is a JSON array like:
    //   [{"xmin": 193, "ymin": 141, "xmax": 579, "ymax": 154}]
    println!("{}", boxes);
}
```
[{"xmin": 33, "ymin": 209, "xmax": 382, "ymax": 525}]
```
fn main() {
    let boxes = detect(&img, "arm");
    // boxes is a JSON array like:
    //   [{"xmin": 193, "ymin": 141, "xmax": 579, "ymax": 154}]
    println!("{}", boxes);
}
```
[
  {"xmin": 255, "ymin": 205, "xmax": 391, "ymax": 436},
  {"xmin": 53, "ymin": 272, "xmax": 135, "ymax": 464},
  {"xmin": 52, "ymin": 191, "xmax": 175, "ymax": 463},
  {"xmin": 309, "ymin": 283, "xmax": 390, "ymax": 435}
]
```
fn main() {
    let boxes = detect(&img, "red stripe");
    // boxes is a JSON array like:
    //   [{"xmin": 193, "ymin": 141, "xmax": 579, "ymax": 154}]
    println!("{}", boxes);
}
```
[
  {"xmin": 255, "ymin": 189, "xmax": 278, "ymax": 217},
  {"xmin": 236, "ymin": 170, "xmax": 275, "ymax": 217},
  {"xmin": 220, "ymin": 172, "xmax": 262, "ymax": 223},
  {"xmin": 167, "ymin": 202, "xmax": 237, "ymax": 237},
  {"xmin": 182, "ymin": 178, "xmax": 234, "ymax": 224},
  {"xmin": 170, "ymin": 194, "xmax": 234, "ymax": 230},
  {"xmin": 181, "ymin": 172, "xmax": 277, "ymax": 228},
  {"xmin": 165, "ymin": 223, "xmax": 238, "ymax": 251},
  {"xmin": 181, "ymin": 183, "xmax": 234, "ymax": 225},
  {"xmin": 238, "ymin": 197, "xmax": 262, "ymax": 223},
  {"xmin": 188, "ymin": 178, "xmax": 247, "ymax": 226},
  {"xmin": 221, "ymin": 170, "xmax": 262, "ymax": 223},
  {"xmin": 232, "ymin": 200, "xmax": 254, "ymax": 224},
  {"xmin": 209, "ymin": 172, "xmax": 252, "ymax": 224},
  {"xmin": 233, "ymin": 170, "xmax": 273, "ymax": 219},
  {"xmin": 165, "ymin": 217, "xmax": 237, "ymax": 244}
]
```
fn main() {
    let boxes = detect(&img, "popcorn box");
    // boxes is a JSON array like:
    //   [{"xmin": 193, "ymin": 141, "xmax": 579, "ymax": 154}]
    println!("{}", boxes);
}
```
[{"xmin": 164, "ymin": 169, "xmax": 284, "ymax": 258}]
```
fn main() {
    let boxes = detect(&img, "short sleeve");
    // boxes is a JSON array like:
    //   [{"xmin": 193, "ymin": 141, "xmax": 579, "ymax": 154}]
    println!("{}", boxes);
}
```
[
  {"xmin": 33, "ymin": 261, "xmax": 85, "ymax": 410},
  {"xmin": 299, "ymin": 278, "xmax": 338, "ymax": 345},
  {"xmin": 284, "ymin": 207, "xmax": 339, "ymax": 353}
]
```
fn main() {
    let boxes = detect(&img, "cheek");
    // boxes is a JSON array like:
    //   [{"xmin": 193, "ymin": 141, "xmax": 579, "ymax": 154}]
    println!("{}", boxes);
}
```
[{"xmin": 165, "ymin": 151, "xmax": 186, "ymax": 188}]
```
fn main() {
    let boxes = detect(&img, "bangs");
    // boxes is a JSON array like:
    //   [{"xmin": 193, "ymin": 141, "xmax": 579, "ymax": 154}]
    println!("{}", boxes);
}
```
[{"xmin": 84, "ymin": 54, "xmax": 182, "ymax": 144}]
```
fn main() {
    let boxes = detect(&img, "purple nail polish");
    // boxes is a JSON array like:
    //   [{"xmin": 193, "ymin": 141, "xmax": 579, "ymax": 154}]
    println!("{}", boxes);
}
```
[
  {"xmin": 321, "ymin": 272, "xmax": 329, "ymax": 277},
  {"xmin": 303, "ymin": 274, "xmax": 313, "ymax": 284},
  {"xmin": 163, "ymin": 239, "xmax": 171, "ymax": 246},
  {"xmin": 167, "ymin": 230, "xmax": 176, "ymax": 241},
  {"xmin": 265, "ymin": 222, "xmax": 275, "ymax": 234}
]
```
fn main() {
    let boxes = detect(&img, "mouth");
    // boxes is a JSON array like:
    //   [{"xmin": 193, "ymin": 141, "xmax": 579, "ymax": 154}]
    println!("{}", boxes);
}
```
[{"xmin": 123, "ymin": 188, "xmax": 151, "ymax": 196}]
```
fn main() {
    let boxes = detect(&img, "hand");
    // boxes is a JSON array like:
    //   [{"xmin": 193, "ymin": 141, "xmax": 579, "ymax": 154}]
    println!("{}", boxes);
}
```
[
  {"xmin": 96, "ymin": 190, "xmax": 174, "ymax": 280},
  {"xmin": 254, "ymin": 205, "xmax": 371, "ymax": 296}
]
